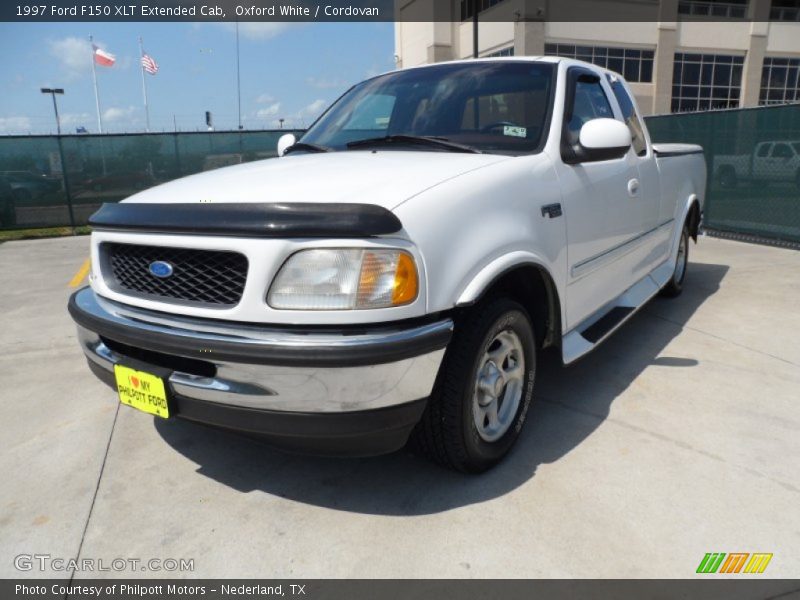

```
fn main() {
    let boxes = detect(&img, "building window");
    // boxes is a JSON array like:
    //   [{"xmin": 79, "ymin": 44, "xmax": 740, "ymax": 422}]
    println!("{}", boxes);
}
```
[
  {"xmin": 671, "ymin": 53, "xmax": 744, "ymax": 112},
  {"xmin": 760, "ymin": 57, "xmax": 800, "ymax": 105},
  {"xmin": 770, "ymin": 0, "xmax": 800, "ymax": 21},
  {"xmin": 485, "ymin": 46, "xmax": 515, "ymax": 58},
  {"xmin": 545, "ymin": 43, "xmax": 655, "ymax": 83},
  {"xmin": 678, "ymin": 0, "xmax": 748, "ymax": 18},
  {"xmin": 460, "ymin": 0, "xmax": 506, "ymax": 20}
]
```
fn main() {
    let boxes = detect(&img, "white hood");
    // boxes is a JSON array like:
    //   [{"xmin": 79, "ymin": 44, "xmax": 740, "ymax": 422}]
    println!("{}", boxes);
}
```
[{"xmin": 124, "ymin": 151, "xmax": 511, "ymax": 210}]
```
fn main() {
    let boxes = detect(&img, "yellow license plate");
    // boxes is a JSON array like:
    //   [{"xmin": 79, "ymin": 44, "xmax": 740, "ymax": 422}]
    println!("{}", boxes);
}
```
[{"xmin": 114, "ymin": 365, "xmax": 170, "ymax": 418}]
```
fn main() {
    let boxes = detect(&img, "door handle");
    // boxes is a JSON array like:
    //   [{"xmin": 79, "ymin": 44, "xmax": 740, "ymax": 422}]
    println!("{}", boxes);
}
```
[{"xmin": 627, "ymin": 178, "xmax": 640, "ymax": 197}]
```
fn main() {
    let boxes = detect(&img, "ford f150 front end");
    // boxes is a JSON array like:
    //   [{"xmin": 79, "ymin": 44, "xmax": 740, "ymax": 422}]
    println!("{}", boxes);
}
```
[{"xmin": 68, "ymin": 201, "xmax": 452, "ymax": 456}]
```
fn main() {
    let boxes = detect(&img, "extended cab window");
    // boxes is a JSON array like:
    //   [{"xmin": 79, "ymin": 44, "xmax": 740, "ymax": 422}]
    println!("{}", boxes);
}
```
[
  {"xmin": 607, "ymin": 74, "xmax": 647, "ymax": 156},
  {"xmin": 565, "ymin": 78, "xmax": 614, "ymax": 145},
  {"xmin": 757, "ymin": 144, "xmax": 771, "ymax": 158}
]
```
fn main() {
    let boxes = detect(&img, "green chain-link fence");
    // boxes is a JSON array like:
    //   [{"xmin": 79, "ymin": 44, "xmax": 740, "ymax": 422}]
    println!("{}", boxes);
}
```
[
  {"xmin": 2, "ymin": 106, "xmax": 800, "ymax": 244},
  {"xmin": 646, "ymin": 104, "xmax": 800, "ymax": 244},
  {"xmin": 0, "ymin": 130, "xmax": 301, "ymax": 230}
]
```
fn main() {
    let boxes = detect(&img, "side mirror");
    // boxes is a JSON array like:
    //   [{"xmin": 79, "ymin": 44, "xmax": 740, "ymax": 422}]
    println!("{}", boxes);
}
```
[
  {"xmin": 277, "ymin": 133, "xmax": 296, "ymax": 157},
  {"xmin": 566, "ymin": 118, "xmax": 632, "ymax": 164}
]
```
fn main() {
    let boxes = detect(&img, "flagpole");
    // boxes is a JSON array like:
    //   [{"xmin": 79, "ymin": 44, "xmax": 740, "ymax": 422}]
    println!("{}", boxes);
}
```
[
  {"xmin": 139, "ymin": 36, "xmax": 151, "ymax": 132},
  {"xmin": 89, "ymin": 34, "xmax": 103, "ymax": 134},
  {"xmin": 236, "ymin": 20, "xmax": 242, "ymax": 130}
]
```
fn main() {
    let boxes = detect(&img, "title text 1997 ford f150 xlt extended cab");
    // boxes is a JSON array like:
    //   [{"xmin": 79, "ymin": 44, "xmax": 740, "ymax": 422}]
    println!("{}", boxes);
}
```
[{"xmin": 69, "ymin": 58, "xmax": 706, "ymax": 472}]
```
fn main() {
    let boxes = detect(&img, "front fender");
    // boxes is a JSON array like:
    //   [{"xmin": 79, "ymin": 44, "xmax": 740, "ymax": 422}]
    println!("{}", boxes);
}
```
[
  {"xmin": 456, "ymin": 251, "xmax": 556, "ymax": 306},
  {"xmin": 392, "ymin": 153, "xmax": 567, "ymax": 319}
]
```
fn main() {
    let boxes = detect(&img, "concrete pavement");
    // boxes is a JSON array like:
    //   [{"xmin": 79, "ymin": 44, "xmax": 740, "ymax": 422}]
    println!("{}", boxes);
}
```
[{"xmin": 1, "ymin": 234, "xmax": 798, "ymax": 578}]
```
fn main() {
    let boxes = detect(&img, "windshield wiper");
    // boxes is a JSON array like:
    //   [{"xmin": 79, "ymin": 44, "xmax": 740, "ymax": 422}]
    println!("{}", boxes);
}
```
[
  {"xmin": 346, "ymin": 135, "xmax": 482, "ymax": 154},
  {"xmin": 283, "ymin": 142, "xmax": 332, "ymax": 155}
]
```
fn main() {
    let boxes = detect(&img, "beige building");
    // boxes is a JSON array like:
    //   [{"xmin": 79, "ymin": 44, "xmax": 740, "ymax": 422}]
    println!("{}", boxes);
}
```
[{"xmin": 394, "ymin": 0, "xmax": 800, "ymax": 114}]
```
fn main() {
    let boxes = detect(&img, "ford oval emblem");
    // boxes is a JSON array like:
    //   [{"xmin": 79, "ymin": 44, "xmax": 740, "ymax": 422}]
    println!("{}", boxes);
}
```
[{"xmin": 148, "ymin": 260, "xmax": 174, "ymax": 278}]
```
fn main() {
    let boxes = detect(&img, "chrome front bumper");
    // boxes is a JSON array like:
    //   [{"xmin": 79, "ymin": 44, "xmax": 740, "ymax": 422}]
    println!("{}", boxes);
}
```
[{"xmin": 70, "ymin": 287, "xmax": 451, "ymax": 414}]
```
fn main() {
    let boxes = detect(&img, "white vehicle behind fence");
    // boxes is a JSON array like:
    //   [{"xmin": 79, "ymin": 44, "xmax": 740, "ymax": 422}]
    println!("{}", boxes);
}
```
[
  {"xmin": 715, "ymin": 140, "xmax": 800, "ymax": 188},
  {"xmin": 69, "ymin": 57, "xmax": 706, "ymax": 472}
]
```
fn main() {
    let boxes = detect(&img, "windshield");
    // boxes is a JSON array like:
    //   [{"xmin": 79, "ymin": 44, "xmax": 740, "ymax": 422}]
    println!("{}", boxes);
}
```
[{"xmin": 300, "ymin": 61, "xmax": 556, "ymax": 155}]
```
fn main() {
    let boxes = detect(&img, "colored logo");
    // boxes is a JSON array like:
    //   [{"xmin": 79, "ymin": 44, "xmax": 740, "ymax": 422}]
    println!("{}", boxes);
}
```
[
  {"xmin": 148, "ymin": 260, "xmax": 174, "ymax": 278},
  {"xmin": 696, "ymin": 553, "xmax": 773, "ymax": 574}
]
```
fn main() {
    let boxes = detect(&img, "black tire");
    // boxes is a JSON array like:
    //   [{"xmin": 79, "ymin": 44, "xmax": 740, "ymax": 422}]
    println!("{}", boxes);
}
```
[
  {"xmin": 661, "ymin": 225, "xmax": 689, "ymax": 298},
  {"xmin": 13, "ymin": 188, "xmax": 32, "ymax": 203},
  {"xmin": 0, "ymin": 199, "xmax": 16, "ymax": 228},
  {"xmin": 717, "ymin": 167, "xmax": 737, "ymax": 189},
  {"xmin": 411, "ymin": 297, "xmax": 536, "ymax": 473}
]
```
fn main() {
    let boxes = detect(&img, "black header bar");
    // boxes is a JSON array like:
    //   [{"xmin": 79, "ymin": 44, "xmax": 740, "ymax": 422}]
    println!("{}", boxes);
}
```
[
  {"xmin": 2, "ymin": 0, "xmax": 794, "ymax": 22},
  {"xmin": 89, "ymin": 202, "xmax": 403, "ymax": 237}
]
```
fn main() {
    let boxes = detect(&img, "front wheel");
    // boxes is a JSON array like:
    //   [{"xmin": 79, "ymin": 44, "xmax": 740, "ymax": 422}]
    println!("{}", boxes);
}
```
[
  {"xmin": 660, "ymin": 225, "xmax": 689, "ymax": 298},
  {"xmin": 411, "ymin": 298, "xmax": 536, "ymax": 473},
  {"xmin": 0, "ymin": 199, "xmax": 16, "ymax": 227}
]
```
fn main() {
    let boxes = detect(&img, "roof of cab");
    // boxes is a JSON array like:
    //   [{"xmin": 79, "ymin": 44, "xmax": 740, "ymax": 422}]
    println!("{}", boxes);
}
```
[{"xmin": 385, "ymin": 56, "xmax": 622, "ymax": 82}]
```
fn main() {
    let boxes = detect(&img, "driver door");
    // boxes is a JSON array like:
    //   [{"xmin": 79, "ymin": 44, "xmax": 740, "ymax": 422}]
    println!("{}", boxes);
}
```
[{"xmin": 553, "ymin": 67, "xmax": 652, "ymax": 330}]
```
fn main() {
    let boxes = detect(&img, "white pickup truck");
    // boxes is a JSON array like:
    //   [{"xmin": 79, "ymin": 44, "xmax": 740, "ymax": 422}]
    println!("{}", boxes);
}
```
[
  {"xmin": 69, "ymin": 57, "xmax": 705, "ymax": 472},
  {"xmin": 715, "ymin": 140, "xmax": 800, "ymax": 188}
]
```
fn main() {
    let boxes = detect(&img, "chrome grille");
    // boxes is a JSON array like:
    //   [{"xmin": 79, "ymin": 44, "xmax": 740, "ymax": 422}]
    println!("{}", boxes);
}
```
[{"xmin": 101, "ymin": 243, "xmax": 248, "ymax": 306}]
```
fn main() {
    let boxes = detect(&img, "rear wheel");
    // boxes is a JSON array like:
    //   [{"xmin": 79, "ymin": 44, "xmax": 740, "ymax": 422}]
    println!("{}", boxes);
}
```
[
  {"xmin": 660, "ymin": 225, "xmax": 689, "ymax": 298},
  {"xmin": 717, "ymin": 167, "xmax": 737, "ymax": 189},
  {"xmin": 411, "ymin": 297, "xmax": 536, "ymax": 473},
  {"xmin": 13, "ymin": 188, "xmax": 32, "ymax": 203}
]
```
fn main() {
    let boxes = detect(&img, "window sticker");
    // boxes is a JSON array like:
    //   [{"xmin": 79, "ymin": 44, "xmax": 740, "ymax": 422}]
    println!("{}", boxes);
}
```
[{"xmin": 503, "ymin": 125, "xmax": 527, "ymax": 138}]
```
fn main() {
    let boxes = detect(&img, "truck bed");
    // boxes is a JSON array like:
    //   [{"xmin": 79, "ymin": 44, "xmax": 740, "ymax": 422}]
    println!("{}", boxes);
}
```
[{"xmin": 652, "ymin": 143, "xmax": 704, "ymax": 157}]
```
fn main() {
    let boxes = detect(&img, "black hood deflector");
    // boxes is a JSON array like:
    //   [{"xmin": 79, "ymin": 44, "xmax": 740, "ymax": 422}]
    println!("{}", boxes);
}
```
[{"xmin": 89, "ymin": 202, "xmax": 403, "ymax": 238}]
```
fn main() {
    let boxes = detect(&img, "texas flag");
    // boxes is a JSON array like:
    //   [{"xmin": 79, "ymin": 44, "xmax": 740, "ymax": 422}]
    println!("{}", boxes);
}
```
[{"xmin": 93, "ymin": 44, "xmax": 115, "ymax": 67}]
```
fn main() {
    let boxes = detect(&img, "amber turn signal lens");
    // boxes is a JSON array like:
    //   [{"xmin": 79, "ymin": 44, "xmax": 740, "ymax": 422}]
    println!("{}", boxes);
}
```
[{"xmin": 392, "ymin": 252, "xmax": 418, "ymax": 305}]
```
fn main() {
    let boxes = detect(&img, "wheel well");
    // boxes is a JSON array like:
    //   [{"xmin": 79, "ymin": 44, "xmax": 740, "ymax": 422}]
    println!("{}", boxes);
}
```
[
  {"xmin": 687, "ymin": 199, "xmax": 702, "ymax": 242},
  {"xmin": 460, "ymin": 265, "xmax": 561, "ymax": 349}
]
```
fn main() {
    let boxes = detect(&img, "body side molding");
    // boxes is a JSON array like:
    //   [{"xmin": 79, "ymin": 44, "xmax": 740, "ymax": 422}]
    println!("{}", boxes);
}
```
[{"xmin": 570, "ymin": 219, "xmax": 674, "ymax": 280}]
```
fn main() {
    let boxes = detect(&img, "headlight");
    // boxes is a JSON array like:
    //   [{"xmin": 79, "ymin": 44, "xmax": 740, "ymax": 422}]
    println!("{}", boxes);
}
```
[{"xmin": 268, "ymin": 248, "xmax": 419, "ymax": 310}]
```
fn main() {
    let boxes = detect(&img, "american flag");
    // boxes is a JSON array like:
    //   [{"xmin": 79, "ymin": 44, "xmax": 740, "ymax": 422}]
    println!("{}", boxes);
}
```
[{"xmin": 141, "ymin": 53, "xmax": 159, "ymax": 75}]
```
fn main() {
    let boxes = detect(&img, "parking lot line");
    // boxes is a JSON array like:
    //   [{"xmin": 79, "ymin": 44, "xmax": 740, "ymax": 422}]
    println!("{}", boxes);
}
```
[{"xmin": 69, "ymin": 258, "xmax": 91, "ymax": 288}]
